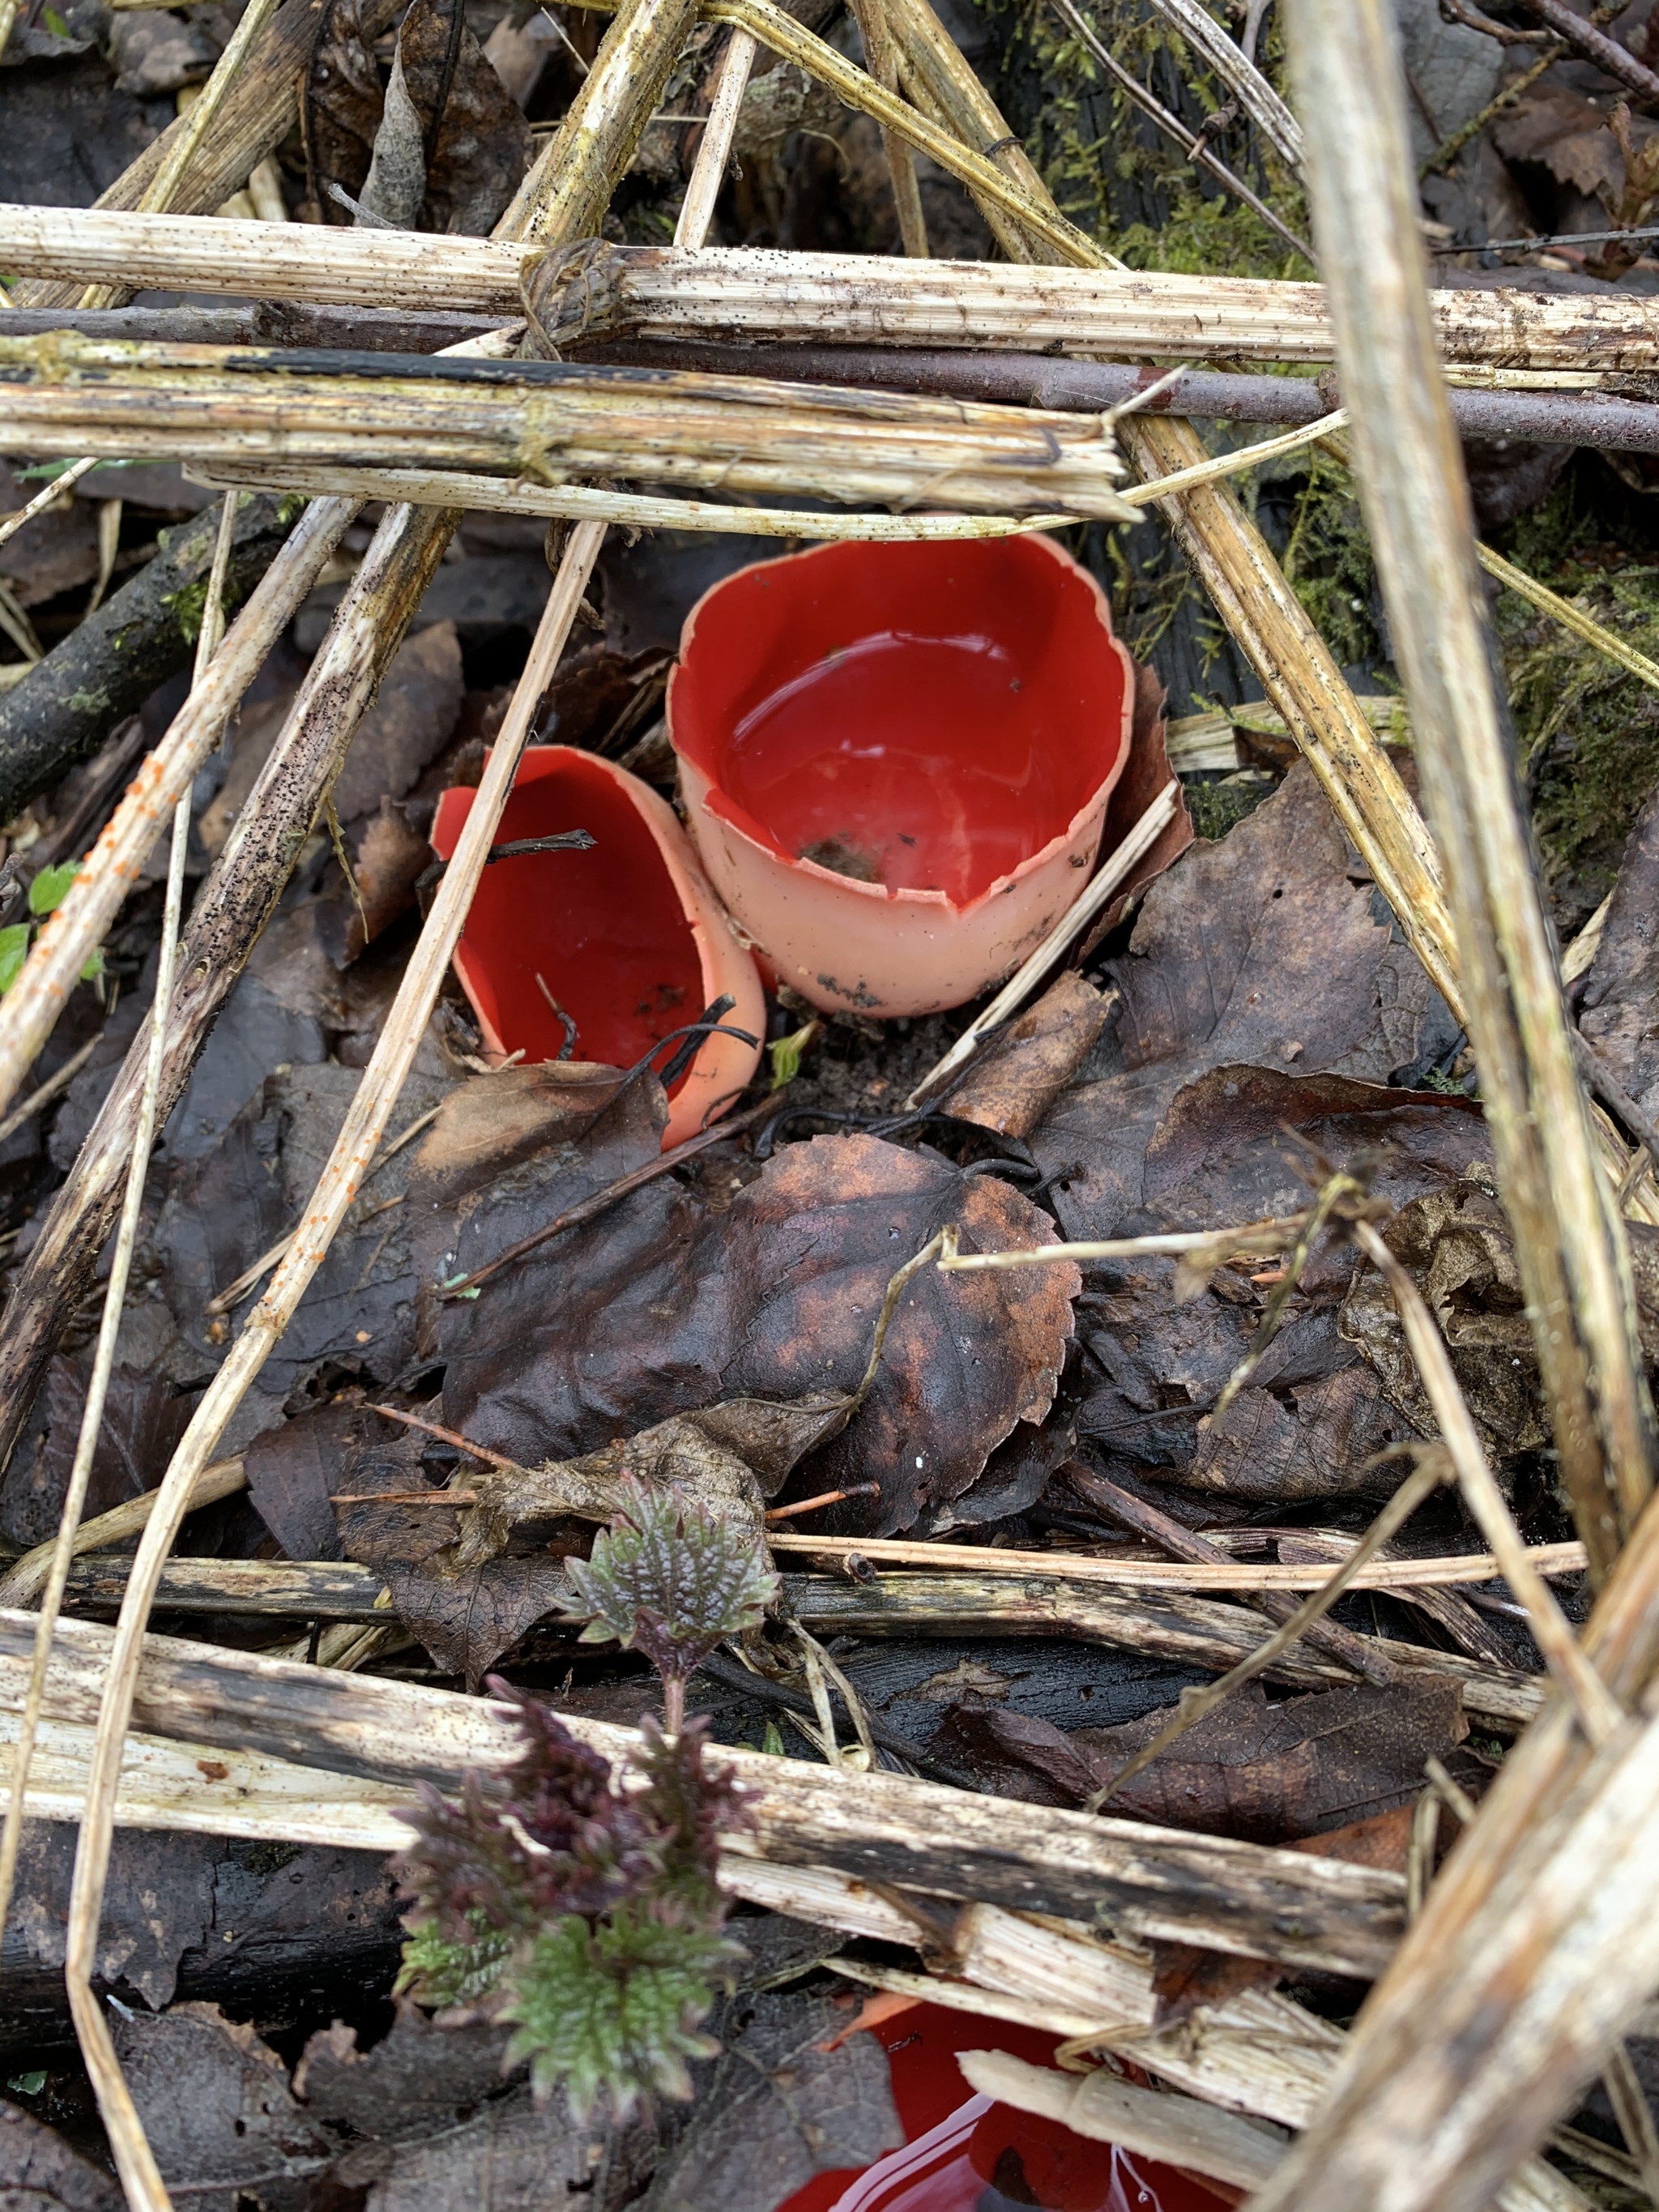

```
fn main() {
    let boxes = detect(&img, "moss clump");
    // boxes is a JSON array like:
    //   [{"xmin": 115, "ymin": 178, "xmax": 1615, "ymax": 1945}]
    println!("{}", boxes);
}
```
[{"xmin": 1492, "ymin": 474, "xmax": 1659, "ymax": 927}]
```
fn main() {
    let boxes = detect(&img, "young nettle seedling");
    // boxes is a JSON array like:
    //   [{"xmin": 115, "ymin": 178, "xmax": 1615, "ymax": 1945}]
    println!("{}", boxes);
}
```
[{"xmin": 395, "ymin": 1480, "xmax": 778, "ymax": 2119}]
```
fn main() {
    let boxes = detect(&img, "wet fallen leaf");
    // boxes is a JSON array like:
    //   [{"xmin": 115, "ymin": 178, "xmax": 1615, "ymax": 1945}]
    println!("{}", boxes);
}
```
[
  {"xmin": 440, "ymin": 1130, "xmax": 1078, "ymax": 1536},
  {"xmin": 0, "ymin": 2098, "xmax": 121, "ymax": 2211},
  {"xmin": 0, "ymin": 1358, "xmax": 196, "ymax": 1550},
  {"xmin": 949, "ymin": 968, "xmax": 1115, "ymax": 1142},
  {"xmin": 111, "ymin": 2004, "xmax": 336, "ymax": 2212},
  {"xmin": 638, "ymin": 1988, "xmax": 902, "ymax": 2212},
  {"xmin": 938, "ymin": 1680, "xmax": 1467, "ymax": 1846}
]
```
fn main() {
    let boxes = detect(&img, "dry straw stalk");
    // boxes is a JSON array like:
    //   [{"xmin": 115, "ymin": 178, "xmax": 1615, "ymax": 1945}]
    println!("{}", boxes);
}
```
[
  {"xmin": 1243, "ymin": 6, "xmax": 1659, "ymax": 2206},
  {"xmin": 13, "ymin": 208, "xmax": 1659, "ymax": 369},
  {"xmin": 0, "ymin": 336, "xmax": 1138, "ymax": 519}
]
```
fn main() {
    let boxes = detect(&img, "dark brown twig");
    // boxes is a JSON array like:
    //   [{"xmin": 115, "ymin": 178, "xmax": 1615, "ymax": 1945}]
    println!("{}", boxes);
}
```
[
  {"xmin": 1521, "ymin": 0, "xmax": 1659, "ymax": 103},
  {"xmin": 365, "ymin": 1401, "xmax": 522, "ymax": 1471}
]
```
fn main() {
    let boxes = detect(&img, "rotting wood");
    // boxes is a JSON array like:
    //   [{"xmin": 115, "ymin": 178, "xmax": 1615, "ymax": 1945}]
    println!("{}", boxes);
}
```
[
  {"xmin": 0, "ymin": 1608, "xmax": 1408, "ymax": 1979},
  {"xmin": 0, "ymin": 339, "xmax": 1140, "ymax": 521},
  {"xmin": 13, "ymin": 211, "xmax": 1659, "ymax": 369}
]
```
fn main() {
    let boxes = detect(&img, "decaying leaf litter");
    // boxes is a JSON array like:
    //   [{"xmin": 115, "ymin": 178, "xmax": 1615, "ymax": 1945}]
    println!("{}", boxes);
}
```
[{"xmin": 4, "ymin": 0, "xmax": 1659, "ymax": 2205}]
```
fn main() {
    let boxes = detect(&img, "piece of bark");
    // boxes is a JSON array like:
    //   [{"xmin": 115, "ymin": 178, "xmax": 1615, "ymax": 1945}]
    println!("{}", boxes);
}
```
[
  {"xmin": 949, "ymin": 968, "xmax": 1114, "ymax": 1139},
  {"xmin": 0, "ymin": 493, "xmax": 293, "ymax": 822}
]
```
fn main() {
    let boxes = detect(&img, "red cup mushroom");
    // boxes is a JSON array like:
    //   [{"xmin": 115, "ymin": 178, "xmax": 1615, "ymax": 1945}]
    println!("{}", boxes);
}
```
[
  {"xmin": 430, "ymin": 746, "xmax": 764, "ymax": 1150},
  {"xmin": 667, "ymin": 536, "xmax": 1134, "ymax": 1020}
]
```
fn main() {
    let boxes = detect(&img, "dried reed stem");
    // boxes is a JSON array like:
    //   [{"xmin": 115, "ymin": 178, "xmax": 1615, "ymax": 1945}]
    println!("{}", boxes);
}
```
[
  {"xmin": 848, "ymin": 0, "xmax": 929, "ymax": 256},
  {"xmin": 873, "ymin": 0, "xmax": 1465, "ymax": 1027},
  {"xmin": 1289, "ymin": 0, "xmax": 1655, "ymax": 1584},
  {"xmin": 12, "ymin": 209, "xmax": 1659, "ymax": 371},
  {"xmin": 672, "ymin": 27, "xmax": 757, "ymax": 248},
  {"xmin": 1143, "ymin": 0, "xmax": 1304, "ymax": 168},
  {"xmin": 190, "ymin": 459, "xmax": 1075, "ymax": 540},
  {"xmin": 0, "ymin": 499, "xmax": 239, "ymax": 1955},
  {"xmin": 770, "ymin": 1531, "xmax": 1589, "ymax": 1591},
  {"xmin": 0, "ymin": 338, "xmax": 1139, "ymax": 521},
  {"xmin": 0, "ymin": 458, "xmax": 98, "ymax": 553},
  {"xmin": 58, "ymin": 0, "xmax": 693, "ymax": 2183}
]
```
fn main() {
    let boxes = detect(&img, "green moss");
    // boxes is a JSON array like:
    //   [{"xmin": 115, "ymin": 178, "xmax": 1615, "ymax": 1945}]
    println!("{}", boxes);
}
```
[
  {"xmin": 164, "ymin": 578, "xmax": 211, "ymax": 645},
  {"xmin": 971, "ymin": 0, "xmax": 1313, "ymax": 280},
  {"xmin": 1491, "ymin": 477, "xmax": 1659, "ymax": 921}
]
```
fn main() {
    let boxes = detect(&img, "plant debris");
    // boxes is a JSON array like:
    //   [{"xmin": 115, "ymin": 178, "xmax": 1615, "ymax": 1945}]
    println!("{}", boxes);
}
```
[{"xmin": 4, "ymin": 0, "xmax": 1659, "ymax": 2201}]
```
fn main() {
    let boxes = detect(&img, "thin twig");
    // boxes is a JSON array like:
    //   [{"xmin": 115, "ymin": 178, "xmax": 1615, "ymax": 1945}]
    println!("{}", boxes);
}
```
[
  {"xmin": 765, "ymin": 1484, "xmax": 881, "ymax": 1520},
  {"xmin": 0, "ymin": 458, "xmax": 99, "ymax": 553},
  {"xmin": 365, "ymin": 1402, "xmax": 522, "ymax": 1473},
  {"xmin": 1350, "ymin": 1220, "xmax": 1622, "ymax": 1746},
  {"xmin": 1601, "ymin": 2043, "xmax": 1659, "ymax": 2210},
  {"xmin": 937, "ymin": 1215, "xmax": 1307, "ymax": 1272},
  {"xmin": 1212, "ymin": 1171, "xmax": 1360, "ymax": 1420},
  {"xmin": 673, "ymin": 27, "xmax": 757, "ymax": 248},
  {"xmin": 0, "ymin": 493, "xmax": 240, "ymax": 1957},
  {"xmin": 0, "ymin": 1033, "xmax": 101, "ymax": 1151},
  {"xmin": 1085, "ymin": 1447, "xmax": 1455, "ymax": 1813}
]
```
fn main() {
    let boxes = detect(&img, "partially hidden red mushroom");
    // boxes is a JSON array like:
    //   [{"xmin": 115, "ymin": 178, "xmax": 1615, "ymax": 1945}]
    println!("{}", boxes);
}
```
[
  {"xmin": 430, "ymin": 746, "xmax": 764, "ymax": 1151},
  {"xmin": 667, "ymin": 536, "xmax": 1135, "ymax": 1020}
]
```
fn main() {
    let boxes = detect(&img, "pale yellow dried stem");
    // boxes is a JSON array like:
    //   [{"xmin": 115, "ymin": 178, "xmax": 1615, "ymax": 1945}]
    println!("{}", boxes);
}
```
[
  {"xmin": 848, "ymin": 0, "xmax": 929, "ymax": 256},
  {"xmin": 79, "ymin": 0, "xmax": 283, "ymax": 310},
  {"xmin": 0, "ymin": 500, "xmax": 240, "ymax": 1963},
  {"xmin": 0, "ymin": 459, "xmax": 100, "ymax": 553},
  {"xmin": 672, "ymin": 27, "xmax": 757, "ymax": 247}
]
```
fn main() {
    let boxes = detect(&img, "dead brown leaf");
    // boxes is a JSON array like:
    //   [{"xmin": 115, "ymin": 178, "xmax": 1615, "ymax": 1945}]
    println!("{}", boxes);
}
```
[
  {"xmin": 939, "ymin": 1680, "xmax": 1467, "ymax": 1847},
  {"xmin": 949, "ymin": 968, "xmax": 1115, "ymax": 1141}
]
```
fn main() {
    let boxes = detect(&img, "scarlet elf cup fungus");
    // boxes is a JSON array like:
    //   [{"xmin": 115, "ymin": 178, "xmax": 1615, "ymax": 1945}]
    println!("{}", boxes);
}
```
[
  {"xmin": 667, "ymin": 537, "xmax": 1135, "ymax": 1018},
  {"xmin": 431, "ymin": 747, "xmax": 764, "ymax": 1150}
]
